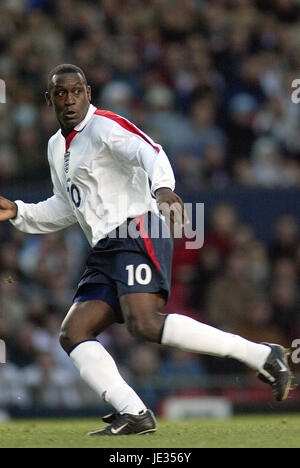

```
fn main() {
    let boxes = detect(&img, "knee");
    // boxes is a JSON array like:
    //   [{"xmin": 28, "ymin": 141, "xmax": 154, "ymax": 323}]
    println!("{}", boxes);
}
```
[
  {"xmin": 59, "ymin": 307, "xmax": 84, "ymax": 353},
  {"xmin": 59, "ymin": 321, "xmax": 74, "ymax": 353}
]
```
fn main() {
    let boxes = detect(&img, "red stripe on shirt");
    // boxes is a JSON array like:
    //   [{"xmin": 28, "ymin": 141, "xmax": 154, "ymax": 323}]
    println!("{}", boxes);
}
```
[
  {"xmin": 135, "ymin": 215, "xmax": 160, "ymax": 272},
  {"xmin": 94, "ymin": 109, "xmax": 160, "ymax": 153},
  {"xmin": 65, "ymin": 130, "xmax": 78, "ymax": 152}
]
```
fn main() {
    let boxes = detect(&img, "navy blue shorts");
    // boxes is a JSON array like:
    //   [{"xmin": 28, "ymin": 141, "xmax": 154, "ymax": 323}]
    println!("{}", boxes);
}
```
[{"xmin": 73, "ymin": 212, "xmax": 173, "ymax": 323}]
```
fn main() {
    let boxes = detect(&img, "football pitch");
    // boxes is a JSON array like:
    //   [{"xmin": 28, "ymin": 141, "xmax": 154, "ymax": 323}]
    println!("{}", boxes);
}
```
[{"xmin": 0, "ymin": 414, "xmax": 300, "ymax": 448}]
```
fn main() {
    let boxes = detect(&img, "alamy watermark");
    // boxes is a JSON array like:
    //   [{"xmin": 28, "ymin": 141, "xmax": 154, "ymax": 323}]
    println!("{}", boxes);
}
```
[
  {"xmin": 0, "ymin": 79, "xmax": 6, "ymax": 104},
  {"xmin": 95, "ymin": 199, "xmax": 205, "ymax": 249},
  {"xmin": 0, "ymin": 339, "xmax": 6, "ymax": 363},
  {"xmin": 291, "ymin": 340, "xmax": 300, "ymax": 364}
]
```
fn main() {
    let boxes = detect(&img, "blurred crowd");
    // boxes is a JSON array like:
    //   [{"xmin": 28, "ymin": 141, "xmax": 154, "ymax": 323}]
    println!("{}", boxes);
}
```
[
  {"xmin": 1, "ymin": 0, "xmax": 300, "ymax": 188},
  {"xmin": 0, "ymin": 0, "xmax": 300, "ymax": 411}
]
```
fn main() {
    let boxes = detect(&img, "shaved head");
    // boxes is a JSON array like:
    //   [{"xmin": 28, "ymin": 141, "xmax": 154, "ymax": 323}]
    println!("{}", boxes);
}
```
[{"xmin": 48, "ymin": 64, "xmax": 87, "ymax": 91}]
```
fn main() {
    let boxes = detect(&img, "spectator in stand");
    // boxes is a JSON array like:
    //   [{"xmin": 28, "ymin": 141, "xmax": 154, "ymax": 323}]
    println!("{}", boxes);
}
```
[
  {"xmin": 22, "ymin": 351, "xmax": 81, "ymax": 408},
  {"xmin": 206, "ymin": 249, "xmax": 263, "ymax": 335},
  {"xmin": 205, "ymin": 203, "xmax": 238, "ymax": 259},
  {"xmin": 269, "ymin": 215, "xmax": 299, "ymax": 262},
  {"xmin": 271, "ymin": 257, "xmax": 299, "ymax": 340},
  {"xmin": 189, "ymin": 245, "xmax": 223, "ymax": 312}
]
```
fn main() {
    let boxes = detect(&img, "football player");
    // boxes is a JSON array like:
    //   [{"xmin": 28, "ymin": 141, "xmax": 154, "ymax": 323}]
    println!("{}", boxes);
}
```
[{"xmin": 0, "ymin": 65, "xmax": 292, "ymax": 435}]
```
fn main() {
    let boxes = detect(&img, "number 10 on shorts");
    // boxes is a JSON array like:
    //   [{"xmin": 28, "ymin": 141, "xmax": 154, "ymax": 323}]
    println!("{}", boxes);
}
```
[{"xmin": 126, "ymin": 264, "xmax": 152, "ymax": 286}]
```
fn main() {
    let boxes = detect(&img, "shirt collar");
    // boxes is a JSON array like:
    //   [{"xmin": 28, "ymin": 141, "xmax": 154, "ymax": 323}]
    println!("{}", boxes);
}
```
[{"xmin": 73, "ymin": 104, "xmax": 97, "ymax": 132}]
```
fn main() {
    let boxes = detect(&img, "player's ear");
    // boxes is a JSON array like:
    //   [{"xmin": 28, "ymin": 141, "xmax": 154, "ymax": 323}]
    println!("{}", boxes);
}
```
[
  {"xmin": 45, "ymin": 91, "xmax": 52, "ymax": 107},
  {"xmin": 87, "ymin": 85, "xmax": 91, "ymax": 102}
]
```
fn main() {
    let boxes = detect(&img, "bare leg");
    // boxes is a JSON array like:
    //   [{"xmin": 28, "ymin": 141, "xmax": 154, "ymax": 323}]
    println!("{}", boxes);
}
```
[
  {"xmin": 60, "ymin": 299, "xmax": 116, "ymax": 354},
  {"xmin": 60, "ymin": 300, "xmax": 147, "ymax": 414},
  {"xmin": 120, "ymin": 292, "xmax": 270, "ymax": 371},
  {"xmin": 120, "ymin": 292, "xmax": 166, "ymax": 342}
]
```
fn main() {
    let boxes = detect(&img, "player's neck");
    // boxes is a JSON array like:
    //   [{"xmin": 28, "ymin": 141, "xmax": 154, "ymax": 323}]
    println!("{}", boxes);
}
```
[{"xmin": 61, "ymin": 127, "xmax": 75, "ymax": 138}]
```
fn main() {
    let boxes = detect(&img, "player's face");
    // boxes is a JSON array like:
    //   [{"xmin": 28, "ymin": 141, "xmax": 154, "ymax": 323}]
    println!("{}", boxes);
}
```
[{"xmin": 46, "ymin": 73, "xmax": 91, "ymax": 131}]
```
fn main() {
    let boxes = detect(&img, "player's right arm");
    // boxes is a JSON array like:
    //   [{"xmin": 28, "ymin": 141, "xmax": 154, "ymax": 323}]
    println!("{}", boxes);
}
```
[
  {"xmin": 0, "ymin": 193, "xmax": 77, "ymax": 234},
  {"xmin": 8, "ymin": 191, "xmax": 77, "ymax": 234},
  {"xmin": 3, "ymin": 143, "xmax": 78, "ymax": 234},
  {"xmin": 0, "ymin": 197, "xmax": 18, "ymax": 221}
]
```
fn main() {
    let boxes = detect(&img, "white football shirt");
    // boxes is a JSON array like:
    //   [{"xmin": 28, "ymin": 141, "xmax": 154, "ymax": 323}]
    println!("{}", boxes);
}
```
[{"xmin": 10, "ymin": 104, "xmax": 175, "ymax": 246}]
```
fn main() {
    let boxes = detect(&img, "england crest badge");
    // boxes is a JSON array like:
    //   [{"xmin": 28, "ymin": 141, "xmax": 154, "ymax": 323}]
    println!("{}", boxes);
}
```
[{"xmin": 64, "ymin": 151, "xmax": 70, "ymax": 173}]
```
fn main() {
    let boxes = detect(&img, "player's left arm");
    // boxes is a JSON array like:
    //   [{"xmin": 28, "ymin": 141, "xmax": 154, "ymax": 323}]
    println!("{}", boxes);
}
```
[
  {"xmin": 109, "ymin": 123, "xmax": 188, "ymax": 227},
  {"xmin": 139, "ymin": 145, "xmax": 187, "ymax": 226},
  {"xmin": 154, "ymin": 187, "xmax": 188, "ymax": 228}
]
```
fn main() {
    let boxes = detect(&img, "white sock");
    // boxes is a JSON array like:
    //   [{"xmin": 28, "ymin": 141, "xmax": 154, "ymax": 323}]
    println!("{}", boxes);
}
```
[
  {"xmin": 70, "ymin": 340, "xmax": 147, "ymax": 415},
  {"xmin": 161, "ymin": 314, "xmax": 271, "ymax": 371}
]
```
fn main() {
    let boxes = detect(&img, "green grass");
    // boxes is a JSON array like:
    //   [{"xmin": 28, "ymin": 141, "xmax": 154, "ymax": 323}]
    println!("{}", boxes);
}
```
[{"xmin": 0, "ymin": 414, "xmax": 299, "ymax": 448}]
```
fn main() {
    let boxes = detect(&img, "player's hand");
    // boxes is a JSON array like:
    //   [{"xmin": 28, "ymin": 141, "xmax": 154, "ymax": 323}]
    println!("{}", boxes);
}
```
[
  {"xmin": 0, "ymin": 197, "xmax": 18, "ymax": 221},
  {"xmin": 155, "ymin": 188, "xmax": 190, "ymax": 229}
]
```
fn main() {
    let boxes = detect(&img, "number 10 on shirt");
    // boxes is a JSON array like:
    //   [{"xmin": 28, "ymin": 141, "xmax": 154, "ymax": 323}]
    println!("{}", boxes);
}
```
[
  {"xmin": 67, "ymin": 181, "xmax": 81, "ymax": 208},
  {"xmin": 126, "ymin": 264, "xmax": 152, "ymax": 286}
]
